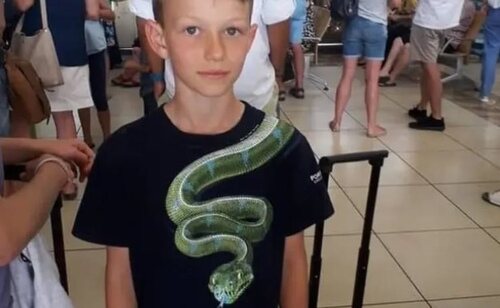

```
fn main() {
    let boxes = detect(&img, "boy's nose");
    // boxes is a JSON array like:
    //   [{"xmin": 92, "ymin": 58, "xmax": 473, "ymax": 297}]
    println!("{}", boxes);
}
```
[{"xmin": 204, "ymin": 33, "xmax": 225, "ymax": 61}]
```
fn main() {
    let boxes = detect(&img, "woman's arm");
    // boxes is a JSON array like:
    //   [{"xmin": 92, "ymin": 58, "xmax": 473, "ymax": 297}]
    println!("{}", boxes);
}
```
[
  {"xmin": 86, "ymin": 0, "xmax": 100, "ymax": 20},
  {"xmin": 106, "ymin": 247, "xmax": 137, "ymax": 308},
  {"xmin": 13, "ymin": 0, "xmax": 34, "ymax": 12},
  {"xmin": 0, "ymin": 156, "xmax": 71, "ymax": 265},
  {"xmin": 99, "ymin": 0, "xmax": 115, "ymax": 22},
  {"xmin": 280, "ymin": 232, "xmax": 309, "ymax": 308}
]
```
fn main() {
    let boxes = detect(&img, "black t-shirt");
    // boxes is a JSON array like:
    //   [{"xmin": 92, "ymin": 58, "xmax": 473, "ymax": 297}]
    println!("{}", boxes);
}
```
[{"xmin": 73, "ymin": 103, "xmax": 334, "ymax": 308}]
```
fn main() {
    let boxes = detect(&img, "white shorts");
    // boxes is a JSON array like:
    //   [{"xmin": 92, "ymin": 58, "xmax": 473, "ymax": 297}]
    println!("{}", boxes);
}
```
[{"xmin": 45, "ymin": 66, "xmax": 94, "ymax": 112}]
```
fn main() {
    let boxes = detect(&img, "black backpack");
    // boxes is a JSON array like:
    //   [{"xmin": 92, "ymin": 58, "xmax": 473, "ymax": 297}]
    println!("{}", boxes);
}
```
[{"xmin": 330, "ymin": 0, "xmax": 359, "ymax": 20}]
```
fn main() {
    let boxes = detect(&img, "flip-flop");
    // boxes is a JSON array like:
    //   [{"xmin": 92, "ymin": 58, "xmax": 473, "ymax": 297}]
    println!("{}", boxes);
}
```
[
  {"xmin": 378, "ymin": 76, "xmax": 390, "ymax": 84},
  {"xmin": 289, "ymin": 87, "xmax": 305, "ymax": 99},
  {"xmin": 379, "ymin": 80, "xmax": 397, "ymax": 87},
  {"xmin": 278, "ymin": 90, "xmax": 286, "ymax": 101}
]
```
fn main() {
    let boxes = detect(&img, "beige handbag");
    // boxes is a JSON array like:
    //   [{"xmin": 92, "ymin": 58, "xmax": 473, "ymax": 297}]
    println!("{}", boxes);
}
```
[{"xmin": 10, "ymin": 0, "xmax": 64, "ymax": 88}]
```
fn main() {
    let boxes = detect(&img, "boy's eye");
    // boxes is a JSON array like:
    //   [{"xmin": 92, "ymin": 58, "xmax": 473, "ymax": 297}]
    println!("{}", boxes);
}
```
[
  {"xmin": 225, "ymin": 27, "xmax": 241, "ymax": 36},
  {"xmin": 185, "ymin": 26, "xmax": 200, "ymax": 35}
]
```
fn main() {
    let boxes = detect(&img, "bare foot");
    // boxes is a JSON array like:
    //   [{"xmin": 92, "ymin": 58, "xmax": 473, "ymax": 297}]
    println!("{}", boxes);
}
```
[
  {"xmin": 367, "ymin": 125, "xmax": 387, "ymax": 138},
  {"xmin": 328, "ymin": 120, "xmax": 340, "ymax": 132}
]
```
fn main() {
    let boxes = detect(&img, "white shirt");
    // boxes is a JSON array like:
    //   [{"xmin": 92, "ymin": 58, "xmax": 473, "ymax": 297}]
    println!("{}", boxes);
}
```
[
  {"xmin": 489, "ymin": 0, "xmax": 500, "ymax": 8},
  {"xmin": 413, "ymin": 0, "xmax": 465, "ymax": 30},
  {"xmin": 129, "ymin": 0, "xmax": 296, "ymax": 110}
]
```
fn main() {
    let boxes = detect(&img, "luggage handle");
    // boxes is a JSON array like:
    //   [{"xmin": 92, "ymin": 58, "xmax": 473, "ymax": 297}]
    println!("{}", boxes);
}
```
[{"xmin": 309, "ymin": 150, "xmax": 389, "ymax": 308}]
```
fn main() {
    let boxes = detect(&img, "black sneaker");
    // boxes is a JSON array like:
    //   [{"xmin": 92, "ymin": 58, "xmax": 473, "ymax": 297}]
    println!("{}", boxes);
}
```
[
  {"xmin": 408, "ymin": 106, "xmax": 427, "ymax": 119},
  {"xmin": 409, "ymin": 115, "xmax": 445, "ymax": 131}
]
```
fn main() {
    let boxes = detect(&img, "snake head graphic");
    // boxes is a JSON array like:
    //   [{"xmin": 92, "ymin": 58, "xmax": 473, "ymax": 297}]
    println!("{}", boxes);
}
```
[{"xmin": 208, "ymin": 261, "xmax": 254, "ymax": 304}]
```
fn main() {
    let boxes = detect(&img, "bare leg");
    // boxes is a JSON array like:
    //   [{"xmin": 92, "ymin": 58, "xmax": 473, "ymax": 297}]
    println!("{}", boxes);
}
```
[
  {"xmin": 331, "ymin": 58, "xmax": 358, "ymax": 130},
  {"xmin": 365, "ymin": 60, "xmax": 386, "ymax": 136},
  {"xmin": 417, "ymin": 63, "xmax": 430, "ymax": 110},
  {"xmin": 52, "ymin": 111, "xmax": 77, "ymax": 139},
  {"xmin": 97, "ymin": 110, "xmax": 111, "ymax": 140},
  {"xmin": 380, "ymin": 38, "xmax": 404, "ymax": 77},
  {"xmin": 78, "ymin": 108, "xmax": 94, "ymax": 146},
  {"xmin": 291, "ymin": 43, "xmax": 305, "ymax": 89},
  {"xmin": 388, "ymin": 44, "xmax": 410, "ymax": 83},
  {"xmin": 423, "ymin": 62, "xmax": 443, "ymax": 119}
]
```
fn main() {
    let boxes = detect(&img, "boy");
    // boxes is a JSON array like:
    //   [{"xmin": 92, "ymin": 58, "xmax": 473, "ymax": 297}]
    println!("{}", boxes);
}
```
[{"xmin": 72, "ymin": 0, "xmax": 333, "ymax": 307}]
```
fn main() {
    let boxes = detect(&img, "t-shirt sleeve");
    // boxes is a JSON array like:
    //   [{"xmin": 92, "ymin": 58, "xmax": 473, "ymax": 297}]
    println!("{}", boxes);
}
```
[
  {"xmin": 72, "ymin": 134, "xmax": 138, "ymax": 247},
  {"xmin": 280, "ymin": 132, "xmax": 334, "ymax": 236},
  {"xmin": 128, "ymin": 0, "xmax": 154, "ymax": 20},
  {"xmin": 261, "ymin": 0, "xmax": 296, "ymax": 25}
]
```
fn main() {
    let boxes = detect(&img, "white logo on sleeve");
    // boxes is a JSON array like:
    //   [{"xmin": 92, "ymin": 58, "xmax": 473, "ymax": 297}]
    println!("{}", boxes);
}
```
[{"xmin": 310, "ymin": 171, "xmax": 323, "ymax": 184}]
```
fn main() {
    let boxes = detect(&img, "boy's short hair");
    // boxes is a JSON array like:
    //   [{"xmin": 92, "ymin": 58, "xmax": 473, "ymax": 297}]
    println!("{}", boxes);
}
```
[{"xmin": 153, "ymin": 0, "xmax": 253, "ymax": 26}]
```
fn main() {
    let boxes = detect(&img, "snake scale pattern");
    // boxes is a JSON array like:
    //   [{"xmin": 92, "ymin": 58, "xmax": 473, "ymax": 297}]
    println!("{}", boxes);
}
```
[{"xmin": 165, "ymin": 116, "xmax": 295, "ymax": 305}]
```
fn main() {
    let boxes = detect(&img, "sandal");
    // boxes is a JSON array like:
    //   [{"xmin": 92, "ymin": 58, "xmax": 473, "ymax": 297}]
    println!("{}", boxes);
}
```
[
  {"xmin": 379, "ymin": 80, "xmax": 397, "ymax": 87},
  {"xmin": 278, "ymin": 90, "xmax": 286, "ymax": 101},
  {"xmin": 289, "ymin": 87, "xmax": 305, "ymax": 99},
  {"xmin": 378, "ymin": 76, "xmax": 390, "ymax": 84}
]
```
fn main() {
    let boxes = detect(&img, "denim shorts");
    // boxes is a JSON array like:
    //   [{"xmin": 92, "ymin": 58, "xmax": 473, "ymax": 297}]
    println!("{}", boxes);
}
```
[{"xmin": 342, "ymin": 16, "xmax": 388, "ymax": 61}]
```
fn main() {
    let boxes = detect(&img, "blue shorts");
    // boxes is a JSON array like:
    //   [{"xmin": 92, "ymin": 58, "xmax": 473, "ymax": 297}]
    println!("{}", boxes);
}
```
[
  {"xmin": 289, "ymin": 0, "xmax": 307, "ymax": 44},
  {"xmin": 342, "ymin": 16, "xmax": 388, "ymax": 61}
]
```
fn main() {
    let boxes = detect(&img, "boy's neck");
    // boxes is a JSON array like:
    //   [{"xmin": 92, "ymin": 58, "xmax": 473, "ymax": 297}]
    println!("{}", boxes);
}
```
[{"xmin": 164, "ymin": 92, "xmax": 245, "ymax": 135}]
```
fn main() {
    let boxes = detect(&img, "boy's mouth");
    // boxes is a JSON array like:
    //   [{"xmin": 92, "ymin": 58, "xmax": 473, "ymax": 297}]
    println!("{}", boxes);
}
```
[{"xmin": 197, "ymin": 70, "xmax": 230, "ymax": 79}]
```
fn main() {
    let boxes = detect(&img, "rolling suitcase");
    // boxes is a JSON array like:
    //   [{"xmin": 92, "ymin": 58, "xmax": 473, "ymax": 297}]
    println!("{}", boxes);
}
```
[{"xmin": 308, "ymin": 150, "xmax": 389, "ymax": 308}]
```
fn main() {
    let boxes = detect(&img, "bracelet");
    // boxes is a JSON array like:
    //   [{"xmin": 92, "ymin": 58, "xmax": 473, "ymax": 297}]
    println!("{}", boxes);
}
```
[
  {"xmin": 34, "ymin": 157, "xmax": 73, "ymax": 180},
  {"xmin": 150, "ymin": 72, "xmax": 164, "ymax": 83}
]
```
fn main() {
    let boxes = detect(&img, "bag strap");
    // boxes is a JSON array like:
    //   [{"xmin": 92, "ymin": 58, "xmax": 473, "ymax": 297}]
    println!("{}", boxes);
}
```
[{"xmin": 13, "ymin": 0, "xmax": 49, "ymax": 34}]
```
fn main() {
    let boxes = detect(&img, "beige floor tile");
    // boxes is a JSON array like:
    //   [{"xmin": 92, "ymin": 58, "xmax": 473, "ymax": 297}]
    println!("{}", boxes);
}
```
[
  {"xmin": 441, "ymin": 100, "xmax": 492, "ymax": 127},
  {"xmin": 347, "ymin": 105, "xmax": 412, "ymax": 129},
  {"xmin": 305, "ymin": 235, "xmax": 423, "ymax": 307},
  {"xmin": 435, "ymin": 183, "xmax": 500, "ymax": 227},
  {"xmin": 284, "ymin": 110, "xmax": 364, "ymax": 132},
  {"xmin": 364, "ymin": 302, "xmax": 429, "ymax": 308},
  {"xmin": 305, "ymin": 188, "xmax": 363, "ymax": 236},
  {"xmin": 333, "ymin": 154, "xmax": 427, "ymax": 187},
  {"xmin": 40, "ymin": 199, "xmax": 103, "ymax": 251},
  {"xmin": 444, "ymin": 126, "xmax": 500, "ymax": 150},
  {"xmin": 379, "ymin": 130, "xmax": 466, "ymax": 152},
  {"xmin": 430, "ymin": 296, "xmax": 500, "ymax": 308},
  {"xmin": 487, "ymin": 228, "xmax": 500, "ymax": 242},
  {"xmin": 344, "ymin": 186, "xmax": 475, "ymax": 233},
  {"xmin": 475, "ymin": 149, "xmax": 500, "ymax": 167},
  {"xmin": 398, "ymin": 150, "xmax": 500, "ymax": 184},
  {"xmin": 279, "ymin": 91, "xmax": 332, "ymax": 113},
  {"xmin": 67, "ymin": 249, "xmax": 106, "ymax": 308},
  {"xmin": 303, "ymin": 130, "xmax": 388, "ymax": 158},
  {"xmin": 380, "ymin": 229, "xmax": 500, "ymax": 299}
]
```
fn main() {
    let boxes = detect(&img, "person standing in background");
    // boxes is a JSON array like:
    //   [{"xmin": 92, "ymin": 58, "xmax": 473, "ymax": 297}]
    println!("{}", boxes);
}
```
[
  {"xmin": 80, "ymin": 0, "xmax": 115, "ymax": 149},
  {"xmin": 479, "ymin": 0, "xmax": 500, "ymax": 105},
  {"xmin": 407, "ymin": 0, "xmax": 465, "ymax": 131},
  {"xmin": 330, "ymin": 0, "xmax": 401, "ymax": 138}
]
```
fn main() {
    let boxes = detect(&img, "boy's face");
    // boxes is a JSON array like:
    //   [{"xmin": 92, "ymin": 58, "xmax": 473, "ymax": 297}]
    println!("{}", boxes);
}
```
[{"xmin": 147, "ymin": 0, "xmax": 256, "ymax": 98}]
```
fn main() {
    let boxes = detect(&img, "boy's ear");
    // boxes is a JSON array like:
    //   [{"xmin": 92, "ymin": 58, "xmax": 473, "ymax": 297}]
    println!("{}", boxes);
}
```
[
  {"xmin": 246, "ymin": 24, "xmax": 258, "ymax": 51},
  {"xmin": 144, "ymin": 20, "xmax": 169, "ymax": 59}
]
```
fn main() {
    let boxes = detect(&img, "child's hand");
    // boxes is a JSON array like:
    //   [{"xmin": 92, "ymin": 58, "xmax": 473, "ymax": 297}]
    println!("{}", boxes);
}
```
[
  {"xmin": 21, "ymin": 154, "xmax": 75, "ymax": 186},
  {"xmin": 38, "ymin": 139, "xmax": 94, "ymax": 181}
]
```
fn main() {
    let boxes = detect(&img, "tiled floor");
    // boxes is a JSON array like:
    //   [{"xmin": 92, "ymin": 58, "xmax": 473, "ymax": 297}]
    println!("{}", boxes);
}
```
[{"xmin": 37, "ymin": 64, "xmax": 500, "ymax": 307}]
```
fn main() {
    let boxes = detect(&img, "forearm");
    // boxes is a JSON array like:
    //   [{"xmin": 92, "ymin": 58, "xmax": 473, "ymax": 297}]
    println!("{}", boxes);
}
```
[
  {"xmin": 0, "ymin": 164, "xmax": 66, "ymax": 265},
  {"xmin": 280, "ymin": 233, "xmax": 308, "ymax": 308},
  {"xmin": 267, "ymin": 20, "xmax": 290, "ymax": 79},
  {"xmin": 99, "ymin": 0, "xmax": 115, "ymax": 21},
  {"xmin": 14, "ymin": 0, "xmax": 33, "ymax": 11},
  {"xmin": 106, "ymin": 247, "xmax": 137, "ymax": 308},
  {"xmin": 0, "ymin": 138, "xmax": 46, "ymax": 164},
  {"xmin": 86, "ymin": 0, "xmax": 100, "ymax": 20},
  {"xmin": 137, "ymin": 17, "xmax": 164, "ymax": 75}
]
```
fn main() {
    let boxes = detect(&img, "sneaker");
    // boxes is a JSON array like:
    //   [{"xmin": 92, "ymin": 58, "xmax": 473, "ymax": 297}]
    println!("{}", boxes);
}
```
[
  {"xmin": 482, "ymin": 190, "xmax": 500, "ymax": 207},
  {"xmin": 408, "ymin": 106, "xmax": 427, "ymax": 119},
  {"xmin": 479, "ymin": 96, "xmax": 497, "ymax": 106},
  {"xmin": 409, "ymin": 115, "xmax": 445, "ymax": 131}
]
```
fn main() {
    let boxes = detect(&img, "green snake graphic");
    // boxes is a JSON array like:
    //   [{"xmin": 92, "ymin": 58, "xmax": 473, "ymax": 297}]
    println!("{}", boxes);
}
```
[{"xmin": 165, "ymin": 116, "xmax": 295, "ymax": 305}]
